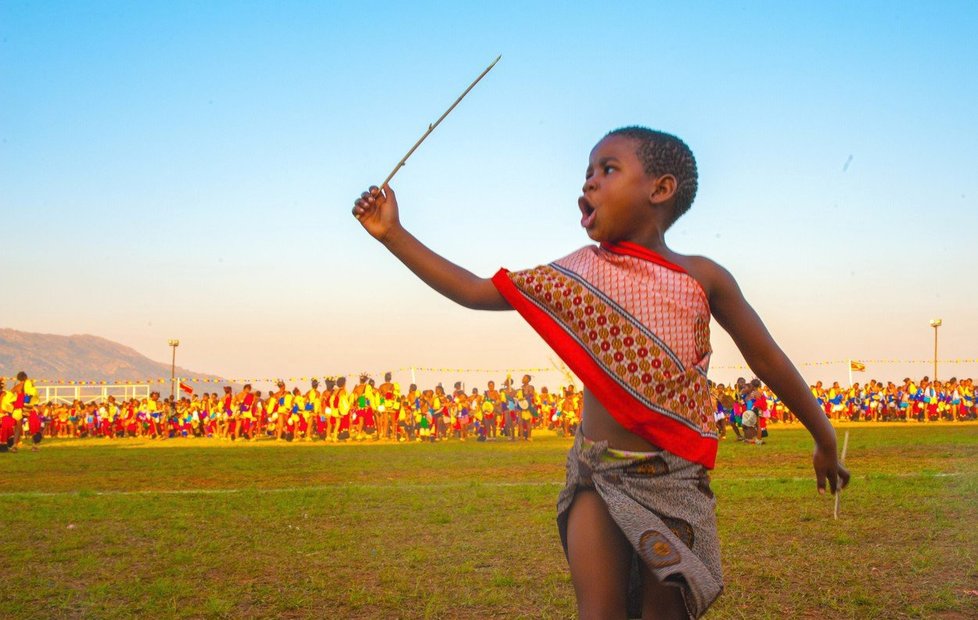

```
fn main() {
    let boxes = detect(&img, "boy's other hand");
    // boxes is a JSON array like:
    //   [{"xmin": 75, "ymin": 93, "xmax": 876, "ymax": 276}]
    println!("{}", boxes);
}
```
[
  {"xmin": 353, "ymin": 184, "xmax": 400, "ymax": 242},
  {"xmin": 813, "ymin": 444, "xmax": 850, "ymax": 495}
]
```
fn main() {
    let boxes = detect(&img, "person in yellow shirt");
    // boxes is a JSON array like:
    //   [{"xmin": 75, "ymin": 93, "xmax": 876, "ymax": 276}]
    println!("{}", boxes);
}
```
[
  {"xmin": 146, "ymin": 391, "xmax": 162, "ymax": 439},
  {"xmin": 469, "ymin": 387, "xmax": 486, "ymax": 442},
  {"xmin": 377, "ymin": 372, "xmax": 398, "ymax": 441},
  {"xmin": 106, "ymin": 396, "xmax": 120, "ymax": 439},
  {"xmin": 336, "ymin": 376, "xmax": 352, "ymax": 441},
  {"xmin": 291, "ymin": 388, "xmax": 306, "ymax": 440},
  {"xmin": 387, "ymin": 381, "xmax": 403, "ymax": 441},
  {"xmin": 538, "ymin": 386, "xmax": 555, "ymax": 431},
  {"xmin": 56, "ymin": 403, "xmax": 70, "ymax": 438},
  {"xmin": 351, "ymin": 376, "xmax": 376, "ymax": 440},
  {"xmin": 282, "ymin": 388, "xmax": 300, "ymax": 441},
  {"xmin": 827, "ymin": 382, "xmax": 844, "ymax": 420},
  {"xmin": 304, "ymin": 379, "xmax": 321, "ymax": 441},
  {"xmin": 9, "ymin": 371, "xmax": 34, "ymax": 449},
  {"xmin": 0, "ymin": 380, "xmax": 15, "ymax": 414},
  {"xmin": 320, "ymin": 378, "xmax": 338, "ymax": 441},
  {"xmin": 367, "ymin": 378, "xmax": 381, "ymax": 439},
  {"xmin": 454, "ymin": 388, "xmax": 470, "ymax": 441},
  {"xmin": 432, "ymin": 384, "xmax": 448, "ymax": 441},
  {"xmin": 962, "ymin": 379, "xmax": 975, "ymax": 421},
  {"xmin": 0, "ymin": 378, "xmax": 16, "ymax": 452},
  {"xmin": 561, "ymin": 385, "xmax": 582, "ymax": 437},
  {"xmin": 23, "ymin": 374, "xmax": 38, "ymax": 408},
  {"xmin": 234, "ymin": 384, "xmax": 256, "ymax": 440},
  {"xmin": 268, "ymin": 381, "xmax": 286, "ymax": 440}
]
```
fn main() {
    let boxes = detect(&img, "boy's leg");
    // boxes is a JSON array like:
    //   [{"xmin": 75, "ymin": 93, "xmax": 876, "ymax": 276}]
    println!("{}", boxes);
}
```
[
  {"xmin": 565, "ymin": 489, "xmax": 631, "ymax": 619},
  {"xmin": 638, "ymin": 560, "xmax": 686, "ymax": 620}
]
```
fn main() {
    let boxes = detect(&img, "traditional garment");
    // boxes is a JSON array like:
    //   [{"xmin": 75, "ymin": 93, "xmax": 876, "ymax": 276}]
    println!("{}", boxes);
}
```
[
  {"xmin": 492, "ymin": 241, "xmax": 718, "ymax": 468},
  {"xmin": 24, "ymin": 379, "xmax": 37, "ymax": 406},
  {"xmin": 493, "ymin": 241, "xmax": 723, "ymax": 617},
  {"xmin": 240, "ymin": 392, "xmax": 255, "ymax": 416},
  {"xmin": 558, "ymin": 431, "xmax": 722, "ymax": 618},
  {"xmin": 0, "ymin": 413, "xmax": 14, "ymax": 448}
]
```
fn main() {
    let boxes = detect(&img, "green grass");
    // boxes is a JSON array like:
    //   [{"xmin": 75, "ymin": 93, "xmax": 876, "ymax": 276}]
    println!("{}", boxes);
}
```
[{"xmin": 1, "ymin": 423, "xmax": 976, "ymax": 618}]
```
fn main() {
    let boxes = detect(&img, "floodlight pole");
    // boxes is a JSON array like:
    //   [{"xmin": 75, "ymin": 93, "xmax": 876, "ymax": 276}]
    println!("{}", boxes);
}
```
[
  {"xmin": 929, "ymin": 320, "xmax": 942, "ymax": 382},
  {"xmin": 168, "ymin": 339, "xmax": 180, "ymax": 412}
]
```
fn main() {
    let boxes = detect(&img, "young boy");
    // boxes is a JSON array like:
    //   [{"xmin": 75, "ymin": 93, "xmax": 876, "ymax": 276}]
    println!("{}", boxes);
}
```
[{"xmin": 353, "ymin": 126, "xmax": 848, "ymax": 618}]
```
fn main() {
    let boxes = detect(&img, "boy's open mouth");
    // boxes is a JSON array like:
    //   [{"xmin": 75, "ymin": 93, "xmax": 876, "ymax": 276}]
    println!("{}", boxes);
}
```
[{"xmin": 579, "ymin": 197, "xmax": 596, "ymax": 229}]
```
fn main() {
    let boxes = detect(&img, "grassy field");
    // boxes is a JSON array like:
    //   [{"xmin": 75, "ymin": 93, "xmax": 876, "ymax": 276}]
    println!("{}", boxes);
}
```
[{"xmin": 1, "ymin": 423, "xmax": 976, "ymax": 619}]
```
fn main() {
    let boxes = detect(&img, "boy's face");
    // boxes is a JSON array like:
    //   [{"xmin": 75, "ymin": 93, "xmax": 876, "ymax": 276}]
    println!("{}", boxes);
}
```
[{"xmin": 579, "ymin": 135, "xmax": 659, "ymax": 243}]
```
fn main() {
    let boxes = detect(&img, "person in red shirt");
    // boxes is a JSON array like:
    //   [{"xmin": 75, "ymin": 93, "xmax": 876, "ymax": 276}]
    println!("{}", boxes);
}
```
[
  {"xmin": 0, "ymin": 378, "xmax": 15, "ymax": 453},
  {"xmin": 28, "ymin": 406, "xmax": 43, "ymax": 451},
  {"xmin": 236, "ymin": 384, "xmax": 255, "ymax": 440}
]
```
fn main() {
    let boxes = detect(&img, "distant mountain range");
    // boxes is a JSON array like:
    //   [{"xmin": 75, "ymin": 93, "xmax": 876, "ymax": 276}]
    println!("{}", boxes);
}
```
[{"xmin": 0, "ymin": 328, "xmax": 223, "ymax": 386}]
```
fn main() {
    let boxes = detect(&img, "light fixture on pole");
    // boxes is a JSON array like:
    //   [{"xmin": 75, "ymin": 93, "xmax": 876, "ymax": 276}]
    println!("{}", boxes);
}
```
[
  {"xmin": 168, "ymin": 339, "xmax": 180, "ymax": 411},
  {"xmin": 928, "ymin": 319, "xmax": 941, "ymax": 382}
]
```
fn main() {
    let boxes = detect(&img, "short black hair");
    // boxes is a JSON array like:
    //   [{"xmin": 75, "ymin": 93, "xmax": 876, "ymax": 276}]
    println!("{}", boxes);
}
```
[{"xmin": 605, "ymin": 126, "xmax": 698, "ymax": 224}]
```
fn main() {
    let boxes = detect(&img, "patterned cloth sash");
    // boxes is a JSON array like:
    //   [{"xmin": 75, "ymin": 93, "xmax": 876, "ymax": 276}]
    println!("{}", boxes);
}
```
[{"xmin": 492, "ymin": 241, "xmax": 718, "ymax": 468}]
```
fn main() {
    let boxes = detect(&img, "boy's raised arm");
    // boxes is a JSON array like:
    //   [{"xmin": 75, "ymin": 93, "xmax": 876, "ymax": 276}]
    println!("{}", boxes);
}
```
[
  {"xmin": 353, "ymin": 185, "xmax": 511, "ymax": 311},
  {"xmin": 701, "ymin": 260, "xmax": 850, "ymax": 495}
]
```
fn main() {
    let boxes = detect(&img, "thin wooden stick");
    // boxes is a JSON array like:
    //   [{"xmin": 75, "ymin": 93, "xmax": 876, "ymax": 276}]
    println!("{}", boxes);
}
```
[
  {"xmin": 379, "ymin": 55, "xmax": 501, "ymax": 188},
  {"xmin": 833, "ymin": 430, "xmax": 850, "ymax": 519}
]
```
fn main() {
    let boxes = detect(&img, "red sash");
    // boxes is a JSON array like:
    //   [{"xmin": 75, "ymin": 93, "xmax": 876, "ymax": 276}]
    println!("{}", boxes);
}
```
[{"xmin": 492, "ymin": 242, "xmax": 718, "ymax": 468}]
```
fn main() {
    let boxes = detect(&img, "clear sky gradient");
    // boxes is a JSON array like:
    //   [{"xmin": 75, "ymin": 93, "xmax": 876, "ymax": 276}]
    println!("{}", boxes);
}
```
[{"xmin": 3, "ymin": 1, "xmax": 976, "ymax": 387}]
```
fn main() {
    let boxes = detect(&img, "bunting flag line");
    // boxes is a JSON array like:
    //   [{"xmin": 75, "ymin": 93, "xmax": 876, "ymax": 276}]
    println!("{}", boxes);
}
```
[{"xmin": 5, "ymin": 358, "xmax": 978, "ymax": 385}]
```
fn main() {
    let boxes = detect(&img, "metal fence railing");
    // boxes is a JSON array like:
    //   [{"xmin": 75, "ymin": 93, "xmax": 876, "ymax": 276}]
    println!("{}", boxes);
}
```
[{"xmin": 34, "ymin": 384, "xmax": 151, "ymax": 405}]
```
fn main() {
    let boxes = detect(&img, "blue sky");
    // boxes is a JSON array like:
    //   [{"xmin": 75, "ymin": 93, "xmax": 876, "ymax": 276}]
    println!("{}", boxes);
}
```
[{"xmin": 2, "ymin": 1, "xmax": 976, "ymax": 387}]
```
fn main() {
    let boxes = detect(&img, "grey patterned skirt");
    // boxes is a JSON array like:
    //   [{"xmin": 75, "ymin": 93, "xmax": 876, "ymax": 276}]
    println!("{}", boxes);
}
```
[{"xmin": 556, "ymin": 431, "xmax": 723, "ymax": 619}]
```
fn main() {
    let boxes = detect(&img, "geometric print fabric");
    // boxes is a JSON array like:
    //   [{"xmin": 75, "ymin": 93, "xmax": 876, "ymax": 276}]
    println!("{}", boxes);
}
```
[{"xmin": 509, "ymin": 245, "xmax": 717, "ymax": 436}]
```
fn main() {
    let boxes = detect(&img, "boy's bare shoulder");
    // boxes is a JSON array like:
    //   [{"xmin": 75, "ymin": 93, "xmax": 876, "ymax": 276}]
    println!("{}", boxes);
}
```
[{"xmin": 670, "ymin": 253, "xmax": 737, "ymax": 299}]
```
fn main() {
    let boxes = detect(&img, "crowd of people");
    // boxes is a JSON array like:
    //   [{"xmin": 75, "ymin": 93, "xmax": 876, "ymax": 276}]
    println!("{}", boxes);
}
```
[
  {"xmin": 1, "ymin": 370, "xmax": 975, "ymax": 452},
  {"xmin": 1, "ymin": 372, "xmax": 584, "ymax": 448},
  {"xmin": 714, "ymin": 375, "xmax": 978, "ymax": 444}
]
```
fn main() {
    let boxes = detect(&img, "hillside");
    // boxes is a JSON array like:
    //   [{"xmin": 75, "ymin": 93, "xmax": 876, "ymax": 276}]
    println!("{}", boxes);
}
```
[{"xmin": 0, "ymin": 328, "xmax": 222, "ymax": 385}]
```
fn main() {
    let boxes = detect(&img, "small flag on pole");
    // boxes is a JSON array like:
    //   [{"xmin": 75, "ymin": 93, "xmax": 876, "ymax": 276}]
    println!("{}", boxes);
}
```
[
  {"xmin": 179, "ymin": 382, "xmax": 194, "ymax": 394},
  {"xmin": 849, "ymin": 361, "xmax": 866, "ymax": 372}
]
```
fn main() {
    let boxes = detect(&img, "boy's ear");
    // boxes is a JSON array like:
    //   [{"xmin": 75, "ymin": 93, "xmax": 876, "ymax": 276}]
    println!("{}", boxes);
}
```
[{"xmin": 648, "ymin": 174, "xmax": 678, "ymax": 205}]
